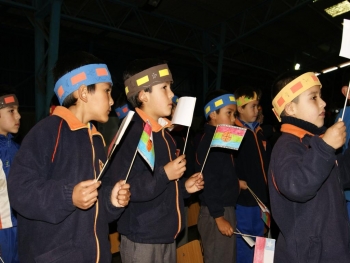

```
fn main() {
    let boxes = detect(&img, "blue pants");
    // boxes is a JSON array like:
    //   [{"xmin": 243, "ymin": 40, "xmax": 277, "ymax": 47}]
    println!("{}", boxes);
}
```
[
  {"xmin": 0, "ymin": 227, "xmax": 19, "ymax": 263},
  {"xmin": 236, "ymin": 205, "xmax": 264, "ymax": 263}
]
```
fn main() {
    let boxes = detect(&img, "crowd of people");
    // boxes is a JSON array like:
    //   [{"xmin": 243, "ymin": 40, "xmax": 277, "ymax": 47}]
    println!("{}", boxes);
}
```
[{"xmin": 1, "ymin": 50, "xmax": 350, "ymax": 263}]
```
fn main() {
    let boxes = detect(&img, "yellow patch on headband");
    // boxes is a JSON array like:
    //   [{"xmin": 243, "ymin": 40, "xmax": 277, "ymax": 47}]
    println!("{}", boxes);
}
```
[
  {"xmin": 125, "ymin": 86, "xmax": 129, "ymax": 94},
  {"xmin": 159, "ymin": 69, "xmax": 169, "ymax": 77},
  {"xmin": 136, "ymin": 76, "xmax": 149, "ymax": 86},
  {"xmin": 205, "ymin": 106, "xmax": 211, "ymax": 114},
  {"xmin": 214, "ymin": 99, "xmax": 223, "ymax": 107}
]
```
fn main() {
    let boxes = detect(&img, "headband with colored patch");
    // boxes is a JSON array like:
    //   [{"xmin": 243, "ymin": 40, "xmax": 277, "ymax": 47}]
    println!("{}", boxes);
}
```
[
  {"xmin": 272, "ymin": 72, "xmax": 321, "ymax": 122},
  {"xmin": 54, "ymin": 64, "xmax": 113, "ymax": 105},
  {"xmin": 204, "ymin": 94, "xmax": 236, "ymax": 119},
  {"xmin": 115, "ymin": 104, "xmax": 130, "ymax": 119},
  {"xmin": 236, "ymin": 92, "xmax": 258, "ymax": 107},
  {"xmin": 124, "ymin": 64, "xmax": 173, "ymax": 99},
  {"xmin": 0, "ymin": 94, "xmax": 18, "ymax": 109}
]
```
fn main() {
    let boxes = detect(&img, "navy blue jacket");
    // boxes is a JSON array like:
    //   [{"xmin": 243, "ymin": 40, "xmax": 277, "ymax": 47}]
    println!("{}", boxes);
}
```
[
  {"xmin": 0, "ymin": 134, "xmax": 19, "ymax": 228},
  {"xmin": 234, "ymin": 118, "xmax": 270, "ymax": 206},
  {"xmin": 195, "ymin": 124, "xmax": 240, "ymax": 218},
  {"xmin": 110, "ymin": 108, "xmax": 187, "ymax": 244},
  {"xmin": 269, "ymin": 122, "xmax": 350, "ymax": 263},
  {"xmin": 8, "ymin": 106, "xmax": 123, "ymax": 263}
]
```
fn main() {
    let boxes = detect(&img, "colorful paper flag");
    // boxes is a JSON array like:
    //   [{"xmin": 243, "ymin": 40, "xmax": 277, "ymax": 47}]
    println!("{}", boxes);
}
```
[
  {"xmin": 257, "ymin": 199, "xmax": 271, "ymax": 228},
  {"xmin": 253, "ymin": 237, "xmax": 275, "ymax": 263},
  {"xmin": 210, "ymin": 124, "xmax": 246, "ymax": 150},
  {"xmin": 137, "ymin": 120, "xmax": 155, "ymax": 171}
]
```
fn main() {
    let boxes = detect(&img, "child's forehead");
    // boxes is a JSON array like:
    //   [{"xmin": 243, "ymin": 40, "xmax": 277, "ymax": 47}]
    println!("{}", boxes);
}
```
[{"xmin": 300, "ymin": 85, "xmax": 321, "ymax": 96}]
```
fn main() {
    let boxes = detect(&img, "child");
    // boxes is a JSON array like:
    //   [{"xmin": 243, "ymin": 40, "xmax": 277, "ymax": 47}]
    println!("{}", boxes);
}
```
[
  {"xmin": 196, "ymin": 89, "xmax": 240, "ymax": 263},
  {"xmin": 269, "ymin": 71, "xmax": 350, "ymax": 262},
  {"xmin": 109, "ymin": 58, "xmax": 204, "ymax": 263},
  {"xmin": 0, "ymin": 88, "xmax": 21, "ymax": 263},
  {"xmin": 233, "ymin": 86, "xmax": 270, "ymax": 263},
  {"xmin": 8, "ymin": 51, "xmax": 131, "ymax": 263}
]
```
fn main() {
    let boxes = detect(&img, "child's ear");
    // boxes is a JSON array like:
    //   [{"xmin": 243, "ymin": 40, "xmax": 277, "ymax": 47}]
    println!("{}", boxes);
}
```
[
  {"xmin": 209, "ymin": 111, "xmax": 216, "ymax": 120},
  {"xmin": 237, "ymin": 106, "xmax": 244, "ymax": 114},
  {"xmin": 138, "ymin": 90, "xmax": 148, "ymax": 103},
  {"xmin": 284, "ymin": 102, "xmax": 295, "ymax": 116},
  {"xmin": 78, "ymin": 85, "xmax": 88, "ymax": 102}
]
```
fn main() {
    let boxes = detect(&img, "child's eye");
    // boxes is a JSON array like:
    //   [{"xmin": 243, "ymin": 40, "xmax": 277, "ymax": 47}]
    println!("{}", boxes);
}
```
[{"xmin": 312, "ymin": 96, "xmax": 317, "ymax": 100}]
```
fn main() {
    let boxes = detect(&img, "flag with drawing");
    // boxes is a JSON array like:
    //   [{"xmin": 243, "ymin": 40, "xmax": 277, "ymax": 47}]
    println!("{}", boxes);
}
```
[
  {"xmin": 253, "ymin": 237, "xmax": 275, "ymax": 263},
  {"xmin": 248, "ymin": 186, "xmax": 271, "ymax": 228},
  {"xmin": 200, "ymin": 124, "xmax": 246, "ymax": 174},
  {"xmin": 137, "ymin": 120, "xmax": 155, "ymax": 171},
  {"xmin": 210, "ymin": 124, "xmax": 246, "ymax": 150}
]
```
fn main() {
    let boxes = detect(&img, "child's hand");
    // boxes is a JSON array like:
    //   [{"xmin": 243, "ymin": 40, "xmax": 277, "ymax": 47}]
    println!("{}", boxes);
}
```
[
  {"xmin": 215, "ymin": 216, "xmax": 234, "ymax": 237},
  {"xmin": 164, "ymin": 154, "xmax": 186, "ymax": 181},
  {"xmin": 185, "ymin": 173, "xmax": 204, "ymax": 193},
  {"xmin": 111, "ymin": 180, "xmax": 131, "ymax": 208},
  {"xmin": 72, "ymin": 180, "xmax": 101, "ymax": 210},
  {"xmin": 239, "ymin": 180, "xmax": 248, "ymax": 190},
  {"xmin": 323, "ymin": 121, "xmax": 346, "ymax": 150}
]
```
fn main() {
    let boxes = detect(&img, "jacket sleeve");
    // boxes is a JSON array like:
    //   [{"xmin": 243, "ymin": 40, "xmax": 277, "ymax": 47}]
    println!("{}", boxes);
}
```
[
  {"xmin": 108, "ymin": 122, "xmax": 170, "ymax": 202},
  {"xmin": 271, "ymin": 135, "xmax": 336, "ymax": 202},
  {"xmin": 337, "ymin": 146, "xmax": 350, "ymax": 189},
  {"xmin": 8, "ymin": 121, "xmax": 76, "ymax": 224}
]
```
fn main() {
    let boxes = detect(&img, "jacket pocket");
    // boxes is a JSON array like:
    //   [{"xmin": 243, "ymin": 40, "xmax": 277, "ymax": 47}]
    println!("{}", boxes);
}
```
[
  {"xmin": 307, "ymin": 236, "xmax": 322, "ymax": 263},
  {"xmin": 35, "ymin": 239, "xmax": 83, "ymax": 263}
]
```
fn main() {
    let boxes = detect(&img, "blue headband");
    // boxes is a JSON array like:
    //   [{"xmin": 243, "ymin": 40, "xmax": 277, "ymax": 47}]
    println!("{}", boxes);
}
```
[
  {"xmin": 172, "ymin": 95, "xmax": 179, "ymax": 105},
  {"xmin": 115, "ymin": 104, "xmax": 130, "ymax": 119},
  {"xmin": 54, "ymin": 64, "xmax": 113, "ymax": 105},
  {"xmin": 204, "ymin": 94, "xmax": 236, "ymax": 119}
]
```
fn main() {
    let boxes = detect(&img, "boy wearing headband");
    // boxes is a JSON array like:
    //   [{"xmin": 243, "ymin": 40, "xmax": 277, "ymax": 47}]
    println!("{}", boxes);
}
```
[
  {"xmin": 196, "ymin": 89, "xmax": 240, "ymax": 263},
  {"xmin": 0, "ymin": 88, "xmax": 21, "ymax": 263},
  {"xmin": 109, "ymin": 58, "xmax": 204, "ymax": 263},
  {"xmin": 233, "ymin": 86, "xmax": 270, "ymax": 263},
  {"xmin": 269, "ymin": 71, "xmax": 350, "ymax": 262},
  {"xmin": 8, "ymin": 51, "xmax": 131, "ymax": 263}
]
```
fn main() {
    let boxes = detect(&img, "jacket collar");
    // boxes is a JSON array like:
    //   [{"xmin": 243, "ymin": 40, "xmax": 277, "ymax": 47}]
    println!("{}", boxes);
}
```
[
  {"xmin": 235, "ymin": 118, "xmax": 261, "ymax": 132},
  {"xmin": 280, "ymin": 124, "xmax": 314, "ymax": 139},
  {"xmin": 135, "ymin": 108, "xmax": 172, "ymax": 132},
  {"xmin": 52, "ymin": 106, "xmax": 104, "ymax": 143}
]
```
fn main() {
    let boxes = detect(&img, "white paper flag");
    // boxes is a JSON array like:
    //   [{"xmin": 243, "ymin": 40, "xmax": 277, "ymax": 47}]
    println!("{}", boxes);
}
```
[
  {"xmin": 171, "ymin": 96, "xmax": 196, "ymax": 127},
  {"xmin": 340, "ymin": 19, "xmax": 350, "ymax": 59}
]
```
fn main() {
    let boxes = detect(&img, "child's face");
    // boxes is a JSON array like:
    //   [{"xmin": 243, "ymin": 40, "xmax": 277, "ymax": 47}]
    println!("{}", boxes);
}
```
[
  {"xmin": 143, "ymin": 81, "xmax": 174, "ymax": 120},
  {"xmin": 0, "ymin": 105, "xmax": 21, "ymax": 136},
  {"xmin": 238, "ymin": 100, "xmax": 259, "ymax": 123},
  {"xmin": 87, "ymin": 82, "xmax": 113, "ymax": 123},
  {"xmin": 210, "ymin": 104, "xmax": 236, "ymax": 126},
  {"xmin": 290, "ymin": 85, "xmax": 326, "ymax": 127}
]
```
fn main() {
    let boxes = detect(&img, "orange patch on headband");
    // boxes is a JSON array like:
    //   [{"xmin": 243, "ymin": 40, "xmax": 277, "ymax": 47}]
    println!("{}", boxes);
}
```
[
  {"xmin": 96, "ymin": 68, "xmax": 108, "ymax": 76},
  {"xmin": 4, "ymin": 96, "xmax": 15, "ymax": 104},
  {"xmin": 71, "ymin": 72, "xmax": 87, "ymax": 85},
  {"xmin": 57, "ymin": 86, "xmax": 64, "ymax": 98},
  {"xmin": 290, "ymin": 82, "xmax": 303, "ymax": 93}
]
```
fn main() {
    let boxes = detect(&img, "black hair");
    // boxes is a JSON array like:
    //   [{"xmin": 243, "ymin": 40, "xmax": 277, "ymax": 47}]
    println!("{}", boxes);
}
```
[
  {"xmin": 0, "ymin": 84, "xmax": 17, "ymax": 97},
  {"xmin": 204, "ymin": 89, "xmax": 232, "ymax": 121},
  {"xmin": 52, "ymin": 51, "xmax": 104, "ymax": 108},
  {"xmin": 123, "ymin": 58, "xmax": 166, "ymax": 108}
]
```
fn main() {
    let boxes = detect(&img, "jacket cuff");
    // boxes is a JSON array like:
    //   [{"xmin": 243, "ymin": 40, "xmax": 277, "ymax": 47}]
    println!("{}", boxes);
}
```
[{"xmin": 64, "ymin": 183, "xmax": 75, "ymax": 207}]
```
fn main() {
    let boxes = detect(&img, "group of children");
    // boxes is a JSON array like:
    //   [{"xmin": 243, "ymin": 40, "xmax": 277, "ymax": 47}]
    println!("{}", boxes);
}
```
[{"xmin": 1, "ymin": 49, "xmax": 350, "ymax": 263}]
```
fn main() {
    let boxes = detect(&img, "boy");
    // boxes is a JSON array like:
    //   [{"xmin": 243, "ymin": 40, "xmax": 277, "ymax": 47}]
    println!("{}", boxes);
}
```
[
  {"xmin": 269, "ymin": 71, "xmax": 350, "ymax": 262},
  {"xmin": 8, "ymin": 51, "xmax": 131, "ymax": 263},
  {"xmin": 109, "ymin": 58, "xmax": 204, "ymax": 263},
  {"xmin": 233, "ymin": 86, "xmax": 270, "ymax": 263},
  {"xmin": 0, "ymin": 89, "xmax": 21, "ymax": 263},
  {"xmin": 196, "ymin": 89, "xmax": 240, "ymax": 263}
]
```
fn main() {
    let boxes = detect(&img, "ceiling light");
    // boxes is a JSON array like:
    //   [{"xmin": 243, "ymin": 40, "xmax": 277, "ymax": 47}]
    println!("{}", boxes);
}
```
[
  {"xmin": 315, "ymin": 72, "xmax": 321, "ymax": 76},
  {"xmin": 324, "ymin": 1, "xmax": 350, "ymax": 17},
  {"xmin": 322, "ymin": 67, "xmax": 338, "ymax": 74},
  {"xmin": 294, "ymin": 63, "xmax": 300, "ymax": 70},
  {"xmin": 339, "ymin": 61, "xmax": 350, "ymax": 68}
]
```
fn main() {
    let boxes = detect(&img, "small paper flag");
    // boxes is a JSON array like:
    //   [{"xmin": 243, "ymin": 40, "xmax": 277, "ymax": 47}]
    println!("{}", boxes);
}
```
[
  {"xmin": 210, "ymin": 124, "xmax": 246, "ymax": 150},
  {"xmin": 137, "ymin": 120, "xmax": 155, "ymax": 170},
  {"xmin": 253, "ymin": 237, "xmax": 275, "ymax": 263}
]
